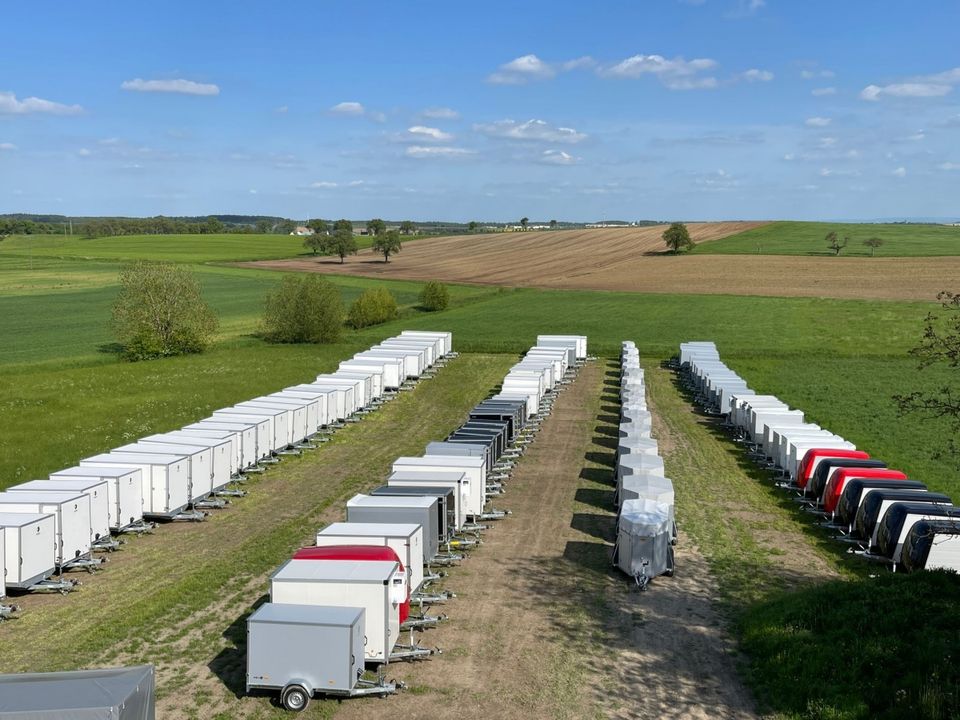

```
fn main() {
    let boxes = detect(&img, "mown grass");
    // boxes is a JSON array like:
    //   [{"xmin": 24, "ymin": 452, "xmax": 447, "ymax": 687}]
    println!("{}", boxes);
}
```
[{"xmin": 692, "ymin": 220, "xmax": 960, "ymax": 257}]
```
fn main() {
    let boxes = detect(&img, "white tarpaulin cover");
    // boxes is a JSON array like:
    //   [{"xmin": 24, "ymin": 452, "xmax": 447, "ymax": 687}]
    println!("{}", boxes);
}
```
[{"xmin": 0, "ymin": 665, "xmax": 155, "ymax": 719}]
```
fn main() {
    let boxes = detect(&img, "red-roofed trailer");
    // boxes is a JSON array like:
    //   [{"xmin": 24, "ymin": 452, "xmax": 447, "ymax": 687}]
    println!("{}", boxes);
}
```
[{"xmin": 797, "ymin": 448, "xmax": 870, "ymax": 490}]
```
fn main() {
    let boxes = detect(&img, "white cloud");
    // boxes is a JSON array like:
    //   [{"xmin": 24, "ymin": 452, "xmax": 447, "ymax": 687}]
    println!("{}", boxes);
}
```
[
  {"xmin": 694, "ymin": 168, "xmax": 739, "ymax": 189},
  {"xmin": 98, "ymin": 137, "xmax": 121, "ymax": 145},
  {"xmin": 860, "ymin": 83, "xmax": 952, "ymax": 101},
  {"xmin": 600, "ymin": 54, "xmax": 717, "ymax": 90},
  {"xmin": 121, "ymin": 78, "xmax": 220, "ymax": 96},
  {"xmin": 916, "ymin": 67, "xmax": 960, "ymax": 84},
  {"xmin": 819, "ymin": 167, "xmax": 860, "ymax": 177},
  {"xmin": 311, "ymin": 181, "xmax": 338, "ymax": 188},
  {"xmin": 783, "ymin": 153, "xmax": 795, "ymax": 161},
  {"xmin": 741, "ymin": 68, "xmax": 774, "ymax": 82},
  {"xmin": 818, "ymin": 136, "xmax": 838, "ymax": 148},
  {"xmin": 801, "ymin": 69, "xmax": 834, "ymax": 80},
  {"xmin": 728, "ymin": 0, "xmax": 765, "ymax": 16},
  {"xmin": 805, "ymin": 116, "xmax": 831, "ymax": 127},
  {"xmin": 367, "ymin": 111, "xmax": 386, "ymax": 123},
  {"xmin": 330, "ymin": 101, "xmax": 365, "ymax": 115},
  {"xmin": 405, "ymin": 145, "xmax": 477, "ymax": 159},
  {"xmin": 0, "ymin": 142, "xmax": 16, "ymax": 151},
  {"xmin": 939, "ymin": 162, "xmax": 960, "ymax": 170},
  {"xmin": 249, "ymin": 189, "xmax": 258, "ymax": 194},
  {"xmin": 0, "ymin": 90, "xmax": 83, "ymax": 115},
  {"xmin": 812, "ymin": 87, "xmax": 837, "ymax": 96},
  {"xmin": 421, "ymin": 106, "xmax": 460, "ymax": 120},
  {"xmin": 800, "ymin": 184, "xmax": 820, "ymax": 191},
  {"xmin": 275, "ymin": 105, "xmax": 288, "ymax": 114},
  {"xmin": 407, "ymin": 126, "xmax": 453, "ymax": 142},
  {"xmin": 474, "ymin": 118, "xmax": 588, "ymax": 143},
  {"xmin": 347, "ymin": 180, "xmax": 365, "ymax": 186},
  {"xmin": 488, "ymin": 54, "xmax": 555, "ymax": 84},
  {"xmin": 77, "ymin": 148, "xmax": 92, "ymax": 157},
  {"xmin": 539, "ymin": 149, "xmax": 579, "ymax": 165},
  {"xmin": 562, "ymin": 56, "xmax": 597, "ymax": 71},
  {"xmin": 892, "ymin": 166, "xmax": 907, "ymax": 177},
  {"xmin": 907, "ymin": 130, "xmax": 925, "ymax": 141}
]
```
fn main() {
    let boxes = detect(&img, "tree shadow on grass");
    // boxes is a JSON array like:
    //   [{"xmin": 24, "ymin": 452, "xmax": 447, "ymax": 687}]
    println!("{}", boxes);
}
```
[{"xmin": 97, "ymin": 342, "xmax": 125, "ymax": 355}]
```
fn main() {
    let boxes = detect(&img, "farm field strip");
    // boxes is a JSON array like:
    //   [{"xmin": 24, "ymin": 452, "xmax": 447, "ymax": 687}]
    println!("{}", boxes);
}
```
[{"xmin": 0, "ymin": 353, "xmax": 516, "ymax": 720}]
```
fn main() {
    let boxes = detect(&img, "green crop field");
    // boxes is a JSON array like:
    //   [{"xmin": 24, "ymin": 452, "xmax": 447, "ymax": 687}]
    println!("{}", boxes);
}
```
[
  {"xmin": 692, "ymin": 220, "xmax": 960, "ymax": 257},
  {"xmin": 2, "ymin": 231, "xmax": 958, "ymax": 720}
]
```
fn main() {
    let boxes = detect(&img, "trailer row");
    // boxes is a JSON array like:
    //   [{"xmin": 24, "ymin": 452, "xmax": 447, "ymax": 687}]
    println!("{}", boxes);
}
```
[
  {"xmin": 247, "ymin": 335, "xmax": 589, "ymax": 711},
  {"xmin": 0, "ymin": 331, "xmax": 454, "ymax": 620},
  {"xmin": 611, "ymin": 341, "xmax": 677, "ymax": 590},
  {"xmin": 677, "ymin": 341, "xmax": 960, "ymax": 575}
]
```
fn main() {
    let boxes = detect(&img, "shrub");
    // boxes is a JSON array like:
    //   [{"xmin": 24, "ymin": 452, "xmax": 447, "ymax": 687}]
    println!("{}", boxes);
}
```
[
  {"xmin": 419, "ymin": 281, "xmax": 450, "ymax": 311},
  {"xmin": 112, "ymin": 261, "xmax": 219, "ymax": 361},
  {"xmin": 261, "ymin": 274, "xmax": 343, "ymax": 343},
  {"xmin": 347, "ymin": 287, "xmax": 399, "ymax": 329}
]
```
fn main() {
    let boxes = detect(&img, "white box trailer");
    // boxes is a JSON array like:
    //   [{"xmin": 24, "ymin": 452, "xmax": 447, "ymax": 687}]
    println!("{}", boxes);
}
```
[
  {"xmin": 537, "ymin": 335, "xmax": 586, "ymax": 361},
  {"xmin": 81, "ymin": 452, "xmax": 191, "ymax": 518},
  {"xmin": 511, "ymin": 364, "xmax": 552, "ymax": 393},
  {"xmin": 534, "ymin": 338, "xmax": 576, "ymax": 366},
  {"xmin": 399, "ymin": 331, "xmax": 452, "ymax": 356},
  {"xmin": 213, "ymin": 409, "xmax": 289, "ymax": 453},
  {"xmin": 263, "ymin": 393, "xmax": 323, "ymax": 436},
  {"xmin": 0, "ymin": 512, "xmax": 57, "ymax": 589},
  {"xmin": 360, "ymin": 349, "xmax": 421, "ymax": 380},
  {"xmin": 117, "ymin": 441, "xmax": 215, "ymax": 501},
  {"xmin": 391, "ymin": 456, "xmax": 486, "ymax": 519},
  {"xmin": 346, "ymin": 494, "xmax": 440, "ymax": 561},
  {"xmin": 348, "ymin": 356, "xmax": 403, "ymax": 391},
  {"xmin": 237, "ymin": 400, "xmax": 304, "ymax": 445},
  {"xmin": 388, "ymin": 470, "xmax": 469, "ymax": 531},
  {"xmin": 50, "ymin": 465, "xmax": 144, "ymax": 532},
  {"xmin": 751, "ymin": 409, "xmax": 804, "ymax": 445},
  {"xmin": 274, "ymin": 387, "xmax": 335, "ymax": 428},
  {"xmin": 393, "ymin": 334, "xmax": 445, "ymax": 361},
  {"xmin": 187, "ymin": 419, "xmax": 265, "ymax": 466},
  {"xmin": 306, "ymin": 379, "xmax": 360, "ymax": 414},
  {"xmin": 379, "ymin": 340, "xmax": 434, "ymax": 367},
  {"xmin": 332, "ymin": 371, "xmax": 375, "ymax": 405},
  {"xmin": 10, "ymin": 479, "xmax": 111, "ymax": 544},
  {"xmin": 373, "ymin": 343, "xmax": 429, "ymax": 372},
  {"xmin": 0, "ymin": 491, "xmax": 91, "ymax": 566},
  {"xmin": 316, "ymin": 522, "xmax": 425, "ymax": 591},
  {"xmin": 679, "ymin": 341, "xmax": 718, "ymax": 366},
  {"xmin": 490, "ymin": 392, "xmax": 538, "ymax": 418},
  {"xmin": 338, "ymin": 365, "xmax": 385, "ymax": 399},
  {"xmin": 501, "ymin": 380, "xmax": 542, "ymax": 412},
  {"xmin": 787, "ymin": 437, "xmax": 856, "ymax": 480},
  {"xmin": 159, "ymin": 430, "xmax": 238, "ymax": 477},
  {"xmin": 286, "ymin": 384, "xmax": 349, "ymax": 422},
  {"xmin": 270, "ymin": 559, "xmax": 403, "ymax": 663}
]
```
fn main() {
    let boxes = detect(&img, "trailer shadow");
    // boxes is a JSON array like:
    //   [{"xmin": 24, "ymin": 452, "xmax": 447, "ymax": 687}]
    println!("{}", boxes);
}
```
[
  {"xmin": 571, "ymin": 513, "xmax": 617, "ymax": 542},
  {"xmin": 208, "ymin": 594, "xmax": 270, "ymax": 699},
  {"xmin": 579, "ymin": 467, "xmax": 615, "ymax": 486},
  {"xmin": 575, "ymin": 486, "xmax": 616, "ymax": 511},
  {"xmin": 594, "ymin": 423, "xmax": 619, "ymax": 439},
  {"xmin": 584, "ymin": 450, "xmax": 615, "ymax": 468},
  {"xmin": 591, "ymin": 434, "xmax": 618, "ymax": 450}
]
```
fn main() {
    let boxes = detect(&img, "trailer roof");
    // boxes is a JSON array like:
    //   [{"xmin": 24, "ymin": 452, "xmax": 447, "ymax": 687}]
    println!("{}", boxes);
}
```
[
  {"xmin": 249, "ymin": 602, "xmax": 364, "ymax": 627},
  {"xmin": 388, "ymin": 471, "xmax": 466, "ymax": 482},
  {"xmin": 0, "ymin": 665, "xmax": 154, "ymax": 717},
  {"xmin": 393, "ymin": 455, "xmax": 485, "ymax": 469},
  {"xmin": 271, "ymin": 558, "xmax": 399, "ymax": 582},
  {"xmin": 52, "ymin": 465, "xmax": 139, "ymax": 478},
  {"xmin": 347, "ymin": 494, "xmax": 436, "ymax": 508},
  {"xmin": 320, "ymin": 521, "xmax": 421, "ymax": 537},
  {"xmin": 0, "ymin": 511, "xmax": 53, "ymax": 527},
  {"xmin": 0, "ymin": 490, "xmax": 86, "ymax": 504}
]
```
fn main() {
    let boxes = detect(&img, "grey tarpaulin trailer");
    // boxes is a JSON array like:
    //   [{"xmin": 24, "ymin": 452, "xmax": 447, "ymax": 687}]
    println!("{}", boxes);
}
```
[
  {"xmin": 370, "ymin": 485, "xmax": 455, "ymax": 551},
  {"xmin": 346, "ymin": 494, "xmax": 440, "ymax": 560},
  {"xmin": 619, "ymin": 475, "xmax": 677, "ymax": 543},
  {"xmin": 50, "ymin": 466, "xmax": 144, "ymax": 533},
  {"xmin": 613, "ymin": 499, "xmax": 674, "ymax": 590},
  {"xmin": 0, "ymin": 491, "xmax": 93, "ymax": 569},
  {"xmin": 247, "ymin": 603, "xmax": 396, "ymax": 710},
  {"xmin": 10, "ymin": 478, "xmax": 112, "ymax": 548},
  {"xmin": 0, "ymin": 512, "xmax": 57, "ymax": 590},
  {"xmin": 316, "ymin": 522, "xmax": 425, "ymax": 590},
  {"xmin": 0, "ymin": 664, "xmax": 155, "ymax": 719},
  {"xmin": 387, "ymin": 470, "xmax": 469, "ymax": 532},
  {"xmin": 80, "ymin": 452, "xmax": 193, "ymax": 520}
]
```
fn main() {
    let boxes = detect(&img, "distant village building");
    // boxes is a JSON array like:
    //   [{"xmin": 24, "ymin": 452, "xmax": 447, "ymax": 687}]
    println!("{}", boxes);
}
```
[{"xmin": 290, "ymin": 226, "xmax": 314, "ymax": 236}]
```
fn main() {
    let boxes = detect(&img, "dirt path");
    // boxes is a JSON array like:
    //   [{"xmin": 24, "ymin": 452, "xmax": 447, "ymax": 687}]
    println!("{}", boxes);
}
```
[
  {"xmin": 239, "ymin": 223, "xmax": 955, "ymax": 302},
  {"xmin": 336, "ymin": 360, "xmax": 759, "ymax": 720}
]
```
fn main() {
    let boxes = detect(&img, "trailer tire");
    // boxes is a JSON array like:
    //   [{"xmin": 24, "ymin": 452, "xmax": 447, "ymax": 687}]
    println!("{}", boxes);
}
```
[{"xmin": 281, "ymin": 684, "xmax": 310, "ymax": 712}]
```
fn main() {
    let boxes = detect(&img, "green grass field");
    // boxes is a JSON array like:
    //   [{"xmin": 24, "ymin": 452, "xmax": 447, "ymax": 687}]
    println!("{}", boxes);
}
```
[
  {"xmin": 2, "ymin": 231, "xmax": 959, "ymax": 719},
  {"xmin": 692, "ymin": 220, "xmax": 960, "ymax": 257}
]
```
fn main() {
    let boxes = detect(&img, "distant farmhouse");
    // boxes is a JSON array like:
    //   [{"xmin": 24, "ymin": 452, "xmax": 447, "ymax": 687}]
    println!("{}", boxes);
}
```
[{"xmin": 290, "ymin": 226, "xmax": 314, "ymax": 236}]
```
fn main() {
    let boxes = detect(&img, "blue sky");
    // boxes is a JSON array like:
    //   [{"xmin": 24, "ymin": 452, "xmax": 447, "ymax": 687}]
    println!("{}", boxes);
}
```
[{"xmin": 2, "ymin": 1, "xmax": 959, "ymax": 221}]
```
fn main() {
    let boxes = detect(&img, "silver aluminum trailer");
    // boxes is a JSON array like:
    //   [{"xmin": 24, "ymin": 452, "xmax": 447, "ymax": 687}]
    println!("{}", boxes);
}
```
[
  {"xmin": 118, "ymin": 441, "xmax": 216, "ymax": 501},
  {"xmin": 50, "ymin": 465, "xmax": 144, "ymax": 532},
  {"xmin": 305, "ymin": 379, "xmax": 360, "ymax": 414},
  {"xmin": 187, "ymin": 418, "xmax": 266, "ymax": 465},
  {"xmin": 0, "ymin": 491, "xmax": 92, "ymax": 568},
  {"xmin": 370, "ymin": 486, "xmax": 455, "ymax": 554},
  {"xmin": 316, "ymin": 521, "xmax": 425, "ymax": 590},
  {"xmin": 242, "ymin": 398, "xmax": 311, "ymax": 444},
  {"xmin": 346, "ymin": 494, "xmax": 440, "ymax": 560},
  {"xmin": 212, "ymin": 409, "xmax": 289, "ymax": 453},
  {"xmin": 365, "ymin": 347, "xmax": 423, "ymax": 378},
  {"xmin": 275, "ymin": 387, "xmax": 336, "ymax": 428},
  {"xmin": 387, "ymin": 470, "xmax": 469, "ymax": 532},
  {"xmin": 81, "ymin": 452, "xmax": 192, "ymax": 519},
  {"xmin": 399, "ymin": 330, "xmax": 452, "ymax": 357},
  {"xmin": 247, "ymin": 603, "xmax": 395, "ymax": 709},
  {"xmin": 287, "ymin": 384, "xmax": 349, "ymax": 423},
  {"xmin": 0, "ymin": 512, "xmax": 57, "ymax": 590},
  {"xmin": 10, "ymin": 479, "xmax": 111, "ymax": 547},
  {"xmin": 348, "ymin": 356, "xmax": 403, "ymax": 391},
  {"xmin": 234, "ymin": 400, "xmax": 300, "ymax": 446},
  {"xmin": 264, "ymin": 393, "xmax": 324, "ymax": 437},
  {"xmin": 0, "ymin": 665, "xmax": 155, "ymax": 719},
  {"xmin": 161, "ymin": 429, "xmax": 239, "ymax": 477},
  {"xmin": 391, "ymin": 456, "xmax": 486, "ymax": 520},
  {"xmin": 613, "ymin": 499, "xmax": 674, "ymax": 590},
  {"xmin": 270, "ymin": 559, "xmax": 405, "ymax": 663}
]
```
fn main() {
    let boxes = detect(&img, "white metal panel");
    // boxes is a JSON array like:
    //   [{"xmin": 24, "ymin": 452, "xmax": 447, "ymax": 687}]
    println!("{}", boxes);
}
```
[
  {"xmin": 81, "ymin": 452, "xmax": 190, "ymax": 516},
  {"xmin": 315, "ymin": 522, "xmax": 425, "ymax": 591},
  {"xmin": 391, "ymin": 456, "xmax": 485, "ymax": 516},
  {"xmin": 120, "ymin": 441, "xmax": 215, "ymax": 499},
  {"xmin": 10, "ymin": 478, "xmax": 111, "ymax": 542},
  {"xmin": 0, "ymin": 512, "xmax": 56, "ymax": 587},
  {"xmin": 0, "ymin": 491, "xmax": 91, "ymax": 564},
  {"xmin": 50, "ymin": 465, "xmax": 143, "ymax": 531}
]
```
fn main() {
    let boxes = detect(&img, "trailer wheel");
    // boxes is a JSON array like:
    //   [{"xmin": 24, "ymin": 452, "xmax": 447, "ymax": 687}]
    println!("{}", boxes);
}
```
[{"xmin": 281, "ymin": 684, "xmax": 310, "ymax": 712}]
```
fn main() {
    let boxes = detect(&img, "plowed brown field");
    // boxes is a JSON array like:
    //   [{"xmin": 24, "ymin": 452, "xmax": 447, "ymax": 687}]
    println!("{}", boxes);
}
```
[{"xmin": 243, "ymin": 221, "xmax": 959, "ymax": 301}]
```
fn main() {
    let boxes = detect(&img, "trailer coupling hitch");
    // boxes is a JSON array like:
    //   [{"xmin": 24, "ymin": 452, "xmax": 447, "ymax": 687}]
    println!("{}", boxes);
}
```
[
  {"xmin": 0, "ymin": 604, "xmax": 21, "ymax": 620},
  {"xmin": 93, "ymin": 537, "xmax": 123, "ymax": 552}
]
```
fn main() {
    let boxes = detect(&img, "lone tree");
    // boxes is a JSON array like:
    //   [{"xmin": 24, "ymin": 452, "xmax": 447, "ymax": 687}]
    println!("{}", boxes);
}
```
[
  {"xmin": 549, "ymin": 219, "xmax": 558, "ymax": 229},
  {"xmin": 420, "ymin": 281, "xmax": 450, "ymax": 311},
  {"xmin": 112, "ymin": 261, "xmax": 219, "ymax": 361},
  {"xmin": 366, "ymin": 218, "xmax": 386, "ymax": 237},
  {"xmin": 372, "ymin": 229, "xmax": 402, "ymax": 262},
  {"xmin": 261, "ymin": 275, "xmax": 343, "ymax": 344},
  {"xmin": 327, "ymin": 227, "xmax": 358, "ymax": 263},
  {"xmin": 863, "ymin": 237, "xmax": 884, "ymax": 257},
  {"xmin": 467, "ymin": 221, "xmax": 479, "ymax": 233},
  {"xmin": 894, "ymin": 291, "xmax": 960, "ymax": 466},
  {"xmin": 303, "ymin": 234, "xmax": 324, "ymax": 255},
  {"xmin": 520, "ymin": 217, "xmax": 529, "ymax": 231},
  {"xmin": 826, "ymin": 231, "xmax": 848, "ymax": 256},
  {"xmin": 399, "ymin": 220, "xmax": 416, "ymax": 235},
  {"xmin": 662, "ymin": 222, "xmax": 694, "ymax": 253}
]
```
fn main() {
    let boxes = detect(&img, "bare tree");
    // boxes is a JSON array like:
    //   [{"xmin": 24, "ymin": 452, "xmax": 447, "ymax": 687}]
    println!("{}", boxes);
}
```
[{"xmin": 826, "ymin": 231, "xmax": 848, "ymax": 256}]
